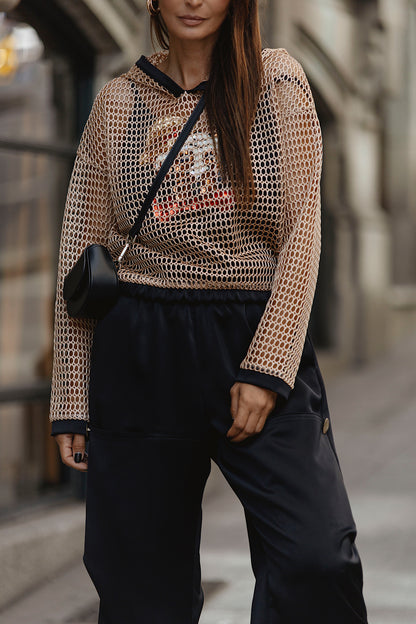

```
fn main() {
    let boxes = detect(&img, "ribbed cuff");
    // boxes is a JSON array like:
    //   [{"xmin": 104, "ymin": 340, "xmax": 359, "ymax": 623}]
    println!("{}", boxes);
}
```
[
  {"xmin": 235, "ymin": 368, "xmax": 292, "ymax": 399},
  {"xmin": 50, "ymin": 419, "xmax": 89, "ymax": 436}
]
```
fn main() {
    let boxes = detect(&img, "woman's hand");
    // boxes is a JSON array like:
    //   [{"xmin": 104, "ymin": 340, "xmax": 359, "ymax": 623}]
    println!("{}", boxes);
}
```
[
  {"xmin": 54, "ymin": 433, "xmax": 88, "ymax": 472},
  {"xmin": 227, "ymin": 382, "xmax": 278, "ymax": 443}
]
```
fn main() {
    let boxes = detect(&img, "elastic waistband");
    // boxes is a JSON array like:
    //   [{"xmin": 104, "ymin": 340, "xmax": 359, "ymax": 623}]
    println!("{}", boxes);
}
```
[{"xmin": 119, "ymin": 281, "xmax": 271, "ymax": 304}]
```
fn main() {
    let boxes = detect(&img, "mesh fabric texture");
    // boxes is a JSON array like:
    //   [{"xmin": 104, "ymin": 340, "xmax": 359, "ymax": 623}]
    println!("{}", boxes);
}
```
[{"xmin": 49, "ymin": 47, "xmax": 323, "ymax": 424}]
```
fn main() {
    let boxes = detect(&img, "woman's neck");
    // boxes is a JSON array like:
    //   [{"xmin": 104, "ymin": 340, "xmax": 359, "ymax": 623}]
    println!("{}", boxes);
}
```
[{"xmin": 158, "ymin": 38, "xmax": 214, "ymax": 90}]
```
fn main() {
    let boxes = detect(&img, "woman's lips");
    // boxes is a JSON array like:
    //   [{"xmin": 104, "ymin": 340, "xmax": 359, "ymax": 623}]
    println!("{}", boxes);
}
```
[{"xmin": 178, "ymin": 16, "xmax": 206, "ymax": 26}]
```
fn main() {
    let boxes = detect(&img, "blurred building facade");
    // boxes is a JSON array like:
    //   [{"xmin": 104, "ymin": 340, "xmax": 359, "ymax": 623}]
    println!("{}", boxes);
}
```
[
  {"xmin": 266, "ymin": 0, "xmax": 416, "ymax": 363},
  {"xmin": 0, "ymin": 0, "xmax": 150, "ymax": 516},
  {"xmin": 0, "ymin": 0, "xmax": 415, "ymax": 515}
]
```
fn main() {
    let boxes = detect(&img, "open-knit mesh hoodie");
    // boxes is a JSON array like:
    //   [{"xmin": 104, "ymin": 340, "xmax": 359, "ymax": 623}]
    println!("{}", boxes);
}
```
[{"xmin": 49, "ymin": 47, "xmax": 323, "ymax": 435}]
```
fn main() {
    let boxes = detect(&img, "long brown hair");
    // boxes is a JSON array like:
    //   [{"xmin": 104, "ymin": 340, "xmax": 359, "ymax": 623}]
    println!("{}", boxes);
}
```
[{"xmin": 150, "ymin": 1, "xmax": 263, "ymax": 207}]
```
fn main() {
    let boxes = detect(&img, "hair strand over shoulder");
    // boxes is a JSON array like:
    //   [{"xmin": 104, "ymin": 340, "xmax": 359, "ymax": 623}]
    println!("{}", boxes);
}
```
[{"xmin": 149, "ymin": 0, "xmax": 263, "ymax": 208}]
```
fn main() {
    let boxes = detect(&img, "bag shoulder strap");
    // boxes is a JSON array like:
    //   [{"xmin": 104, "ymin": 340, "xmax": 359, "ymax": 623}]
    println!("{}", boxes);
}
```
[{"xmin": 118, "ymin": 93, "xmax": 206, "ymax": 262}]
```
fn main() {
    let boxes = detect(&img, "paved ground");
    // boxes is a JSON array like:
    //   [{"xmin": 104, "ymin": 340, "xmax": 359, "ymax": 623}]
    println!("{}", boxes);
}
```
[{"xmin": 1, "ymin": 331, "xmax": 416, "ymax": 624}]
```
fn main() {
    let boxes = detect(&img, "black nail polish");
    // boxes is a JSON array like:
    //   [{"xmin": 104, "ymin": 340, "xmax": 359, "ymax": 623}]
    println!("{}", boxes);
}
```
[{"xmin": 74, "ymin": 452, "xmax": 83, "ymax": 463}]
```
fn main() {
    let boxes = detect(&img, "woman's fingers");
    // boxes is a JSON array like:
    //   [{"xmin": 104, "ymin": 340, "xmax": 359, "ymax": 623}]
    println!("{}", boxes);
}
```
[
  {"xmin": 228, "ymin": 410, "xmax": 263, "ymax": 443},
  {"xmin": 227, "ymin": 384, "xmax": 250, "ymax": 439},
  {"xmin": 230, "ymin": 382, "xmax": 239, "ymax": 421},
  {"xmin": 227, "ymin": 382, "xmax": 277, "ymax": 443},
  {"xmin": 55, "ymin": 433, "xmax": 88, "ymax": 472}
]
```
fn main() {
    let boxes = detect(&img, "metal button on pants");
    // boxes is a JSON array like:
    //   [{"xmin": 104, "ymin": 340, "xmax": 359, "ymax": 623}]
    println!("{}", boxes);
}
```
[{"xmin": 84, "ymin": 281, "xmax": 368, "ymax": 624}]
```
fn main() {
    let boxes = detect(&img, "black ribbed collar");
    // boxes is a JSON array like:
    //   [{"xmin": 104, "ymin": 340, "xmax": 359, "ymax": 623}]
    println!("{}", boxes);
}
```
[{"xmin": 136, "ymin": 55, "xmax": 208, "ymax": 98}]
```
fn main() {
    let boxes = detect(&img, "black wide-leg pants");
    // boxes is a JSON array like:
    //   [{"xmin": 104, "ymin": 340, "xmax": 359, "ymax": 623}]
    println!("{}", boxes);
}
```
[{"xmin": 84, "ymin": 281, "xmax": 368, "ymax": 624}]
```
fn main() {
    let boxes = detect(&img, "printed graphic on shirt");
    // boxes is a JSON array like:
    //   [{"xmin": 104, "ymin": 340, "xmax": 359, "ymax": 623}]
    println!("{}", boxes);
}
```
[{"xmin": 139, "ymin": 114, "xmax": 234, "ymax": 221}]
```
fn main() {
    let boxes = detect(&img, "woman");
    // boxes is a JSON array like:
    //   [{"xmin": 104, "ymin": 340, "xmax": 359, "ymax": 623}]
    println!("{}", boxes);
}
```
[{"xmin": 50, "ymin": 1, "xmax": 368, "ymax": 622}]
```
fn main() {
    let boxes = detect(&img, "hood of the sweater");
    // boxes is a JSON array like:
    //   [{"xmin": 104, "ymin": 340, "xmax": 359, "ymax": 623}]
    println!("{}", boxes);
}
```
[{"xmin": 124, "ymin": 50, "xmax": 209, "ymax": 99}]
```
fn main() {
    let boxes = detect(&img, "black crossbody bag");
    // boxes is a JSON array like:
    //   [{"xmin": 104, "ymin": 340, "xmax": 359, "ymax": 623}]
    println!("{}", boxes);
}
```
[{"xmin": 63, "ymin": 93, "xmax": 206, "ymax": 319}]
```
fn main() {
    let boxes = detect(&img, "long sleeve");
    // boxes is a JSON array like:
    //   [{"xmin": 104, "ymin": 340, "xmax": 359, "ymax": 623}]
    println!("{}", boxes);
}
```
[
  {"xmin": 236, "ymin": 53, "xmax": 323, "ymax": 398},
  {"xmin": 49, "ymin": 86, "xmax": 115, "ymax": 435}
]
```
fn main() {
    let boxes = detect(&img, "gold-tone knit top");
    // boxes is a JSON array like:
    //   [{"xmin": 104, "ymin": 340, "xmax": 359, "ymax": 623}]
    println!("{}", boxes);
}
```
[{"xmin": 49, "ymin": 47, "xmax": 323, "ymax": 425}]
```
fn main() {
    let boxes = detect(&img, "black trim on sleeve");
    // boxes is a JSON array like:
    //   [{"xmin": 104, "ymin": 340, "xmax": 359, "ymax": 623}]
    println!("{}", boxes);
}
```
[
  {"xmin": 235, "ymin": 368, "xmax": 292, "ymax": 399},
  {"xmin": 50, "ymin": 419, "xmax": 88, "ymax": 437}
]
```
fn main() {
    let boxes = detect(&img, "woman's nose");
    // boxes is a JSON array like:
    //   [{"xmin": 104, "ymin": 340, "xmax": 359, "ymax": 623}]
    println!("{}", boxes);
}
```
[{"xmin": 185, "ymin": 0, "xmax": 203, "ymax": 8}]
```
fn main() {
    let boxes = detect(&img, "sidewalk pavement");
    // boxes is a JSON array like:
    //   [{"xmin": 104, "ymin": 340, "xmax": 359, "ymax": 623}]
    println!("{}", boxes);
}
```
[{"xmin": 1, "ymin": 331, "xmax": 416, "ymax": 624}]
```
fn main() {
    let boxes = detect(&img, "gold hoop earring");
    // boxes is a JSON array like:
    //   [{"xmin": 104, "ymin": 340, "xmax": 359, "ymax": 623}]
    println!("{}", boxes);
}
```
[{"xmin": 147, "ymin": 0, "xmax": 160, "ymax": 16}]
